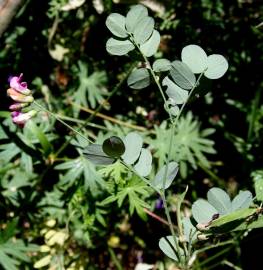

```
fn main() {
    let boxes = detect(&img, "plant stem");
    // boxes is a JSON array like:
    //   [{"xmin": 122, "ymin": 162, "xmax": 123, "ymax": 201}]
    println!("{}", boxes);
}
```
[
  {"xmin": 108, "ymin": 247, "xmax": 123, "ymax": 270},
  {"xmin": 160, "ymin": 191, "xmax": 182, "ymax": 261},
  {"xmin": 121, "ymin": 161, "xmax": 161, "ymax": 195},
  {"xmin": 133, "ymin": 35, "xmax": 205, "ymax": 268},
  {"xmin": 175, "ymin": 72, "xmax": 204, "ymax": 123},
  {"xmin": 33, "ymin": 100, "xmax": 92, "ymax": 143},
  {"xmin": 68, "ymin": 101, "xmax": 147, "ymax": 132},
  {"xmin": 143, "ymin": 208, "xmax": 176, "ymax": 228}
]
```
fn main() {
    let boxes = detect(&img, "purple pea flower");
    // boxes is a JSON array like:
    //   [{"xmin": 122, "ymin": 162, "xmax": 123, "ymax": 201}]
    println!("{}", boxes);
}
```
[
  {"xmin": 7, "ymin": 88, "xmax": 34, "ymax": 103},
  {"xmin": 9, "ymin": 102, "xmax": 30, "ymax": 111},
  {"xmin": 9, "ymin": 74, "xmax": 31, "ymax": 95},
  {"xmin": 11, "ymin": 110, "xmax": 37, "ymax": 128},
  {"xmin": 7, "ymin": 73, "xmax": 36, "ymax": 128}
]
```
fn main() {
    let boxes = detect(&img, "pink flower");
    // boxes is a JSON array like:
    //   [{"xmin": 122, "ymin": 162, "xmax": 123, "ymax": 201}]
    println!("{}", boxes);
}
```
[
  {"xmin": 9, "ymin": 74, "xmax": 31, "ymax": 95},
  {"xmin": 9, "ymin": 103, "xmax": 30, "ymax": 111},
  {"xmin": 11, "ymin": 110, "xmax": 37, "ymax": 128},
  {"xmin": 7, "ymin": 88, "xmax": 34, "ymax": 103},
  {"xmin": 7, "ymin": 73, "xmax": 36, "ymax": 128}
]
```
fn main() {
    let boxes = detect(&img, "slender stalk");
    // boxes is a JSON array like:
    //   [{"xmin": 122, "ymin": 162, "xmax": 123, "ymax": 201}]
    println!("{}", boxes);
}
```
[
  {"xmin": 247, "ymin": 87, "xmax": 261, "ymax": 141},
  {"xmin": 199, "ymin": 246, "xmax": 232, "ymax": 267},
  {"xmin": 121, "ymin": 161, "xmax": 161, "ymax": 195},
  {"xmin": 160, "ymin": 124, "xmax": 182, "ymax": 262},
  {"xmin": 33, "ymin": 101, "xmax": 92, "ymax": 143},
  {"xmin": 175, "ymin": 72, "xmax": 204, "ymax": 123},
  {"xmin": 108, "ymin": 247, "xmax": 123, "ymax": 270},
  {"xmin": 133, "ymin": 34, "xmax": 205, "ymax": 268},
  {"xmin": 195, "ymin": 239, "xmax": 234, "ymax": 254},
  {"xmin": 143, "ymin": 208, "xmax": 175, "ymax": 228},
  {"xmin": 133, "ymin": 38, "xmax": 183, "ymax": 261},
  {"xmin": 68, "ymin": 101, "xmax": 147, "ymax": 132}
]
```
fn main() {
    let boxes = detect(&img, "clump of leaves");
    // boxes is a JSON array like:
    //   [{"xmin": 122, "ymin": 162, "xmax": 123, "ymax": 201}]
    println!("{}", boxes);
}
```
[
  {"xmin": 0, "ymin": 219, "xmax": 38, "ymax": 270},
  {"xmin": 71, "ymin": 61, "xmax": 108, "ymax": 116}
]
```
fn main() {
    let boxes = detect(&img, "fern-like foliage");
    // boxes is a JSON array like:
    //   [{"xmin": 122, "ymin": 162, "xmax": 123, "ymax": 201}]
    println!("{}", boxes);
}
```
[
  {"xmin": 101, "ymin": 172, "xmax": 151, "ymax": 220},
  {"xmin": 148, "ymin": 112, "xmax": 216, "ymax": 178},
  {"xmin": 55, "ymin": 155, "xmax": 105, "ymax": 192},
  {"xmin": 72, "ymin": 61, "xmax": 108, "ymax": 116}
]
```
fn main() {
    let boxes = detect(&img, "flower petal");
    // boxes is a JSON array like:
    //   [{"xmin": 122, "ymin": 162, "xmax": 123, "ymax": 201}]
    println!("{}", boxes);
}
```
[
  {"xmin": 9, "ymin": 102, "xmax": 30, "ymax": 111},
  {"xmin": 12, "ymin": 110, "xmax": 37, "ymax": 127},
  {"xmin": 10, "ymin": 74, "xmax": 31, "ymax": 95},
  {"xmin": 7, "ymin": 88, "xmax": 34, "ymax": 103}
]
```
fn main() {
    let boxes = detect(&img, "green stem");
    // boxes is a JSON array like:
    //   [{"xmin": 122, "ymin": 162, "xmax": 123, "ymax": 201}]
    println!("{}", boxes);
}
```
[
  {"xmin": 247, "ymin": 87, "xmax": 261, "ymax": 141},
  {"xmin": 108, "ymin": 247, "xmax": 123, "ymax": 270},
  {"xmin": 133, "ymin": 38, "xmax": 183, "ymax": 262},
  {"xmin": 133, "ymin": 39, "xmax": 172, "ymax": 119},
  {"xmin": 133, "ymin": 35, "xmax": 205, "ymax": 268},
  {"xmin": 199, "ymin": 246, "xmax": 232, "ymax": 267},
  {"xmin": 121, "ymin": 161, "xmax": 161, "ymax": 195},
  {"xmin": 33, "ymin": 101, "xmax": 92, "ymax": 143},
  {"xmin": 195, "ymin": 239, "xmax": 234, "ymax": 254},
  {"xmin": 175, "ymin": 72, "xmax": 204, "ymax": 123}
]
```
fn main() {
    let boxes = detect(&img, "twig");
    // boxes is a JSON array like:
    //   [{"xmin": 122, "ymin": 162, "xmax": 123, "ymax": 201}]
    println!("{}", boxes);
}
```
[{"xmin": 68, "ymin": 101, "xmax": 147, "ymax": 132}]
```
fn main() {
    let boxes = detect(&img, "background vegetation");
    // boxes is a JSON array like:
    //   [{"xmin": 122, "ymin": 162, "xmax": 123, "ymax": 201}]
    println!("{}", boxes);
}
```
[{"xmin": 0, "ymin": 0, "xmax": 263, "ymax": 269}]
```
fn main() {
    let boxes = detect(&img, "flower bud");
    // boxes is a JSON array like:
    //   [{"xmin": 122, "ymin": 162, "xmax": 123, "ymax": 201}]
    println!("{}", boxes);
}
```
[
  {"xmin": 9, "ymin": 74, "xmax": 31, "ymax": 95},
  {"xmin": 7, "ymin": 88, "xmax": 34, "ymax": 103},
  {"xmin": 12, "ymin": 110, "xmax": 37, "ymax": 128},
  {"xmin": 9, "ymin": 102, "xmax": 30, "ymax": 111}
]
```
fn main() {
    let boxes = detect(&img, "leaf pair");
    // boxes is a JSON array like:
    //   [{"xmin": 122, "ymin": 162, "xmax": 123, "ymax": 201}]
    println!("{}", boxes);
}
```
[
  {"xmin": 192, "ymin": 187, "xmax": 253, "ymax": 225},
  {"xmin": 121, "ymin": 132, "xmax": 152, "ymax": 177},
  {"xmin": 106, "ymin": 5, "xmax": 160, "ymax": 57},
  {"xmin": 181, "ymin": 44, "xmax": 229, "ymax": 79},
  {"xmin": 84, "ymin": 132, "xmax": 153, "ymax": 177},
  {"xmin": 162, "ymin": 45, "xmax": 228, "ymax": 115}
]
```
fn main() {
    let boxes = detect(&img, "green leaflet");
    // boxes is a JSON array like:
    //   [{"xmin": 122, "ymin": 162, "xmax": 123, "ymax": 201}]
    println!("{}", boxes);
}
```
[
  {"xmin": 134, "ymin": 148, "xmax": 152, "ymax": 177},
  {"xmin": 140, "ymin": 30, "xmax": 160, "ymax": 57},
  {"xmin": 152, "ymin": 161, "xmax": 179, "ymax": 189},
  {"xmin": 153, "ymin": 58, "xmax": 171, "ymax": 72},
  {"xmin": 125, "ymin": 5, "xmax": 148, "ymax": 33},
  {"xmin": 106, "ymin": 13, "xmax": 128, "ymax": 38},
  {"xmin": 106, "ymin": 38, "xmax": 135, "ymax": 56},
  {"xmin": 102, "ymin": 136, "xmax": 125, "ymax": 158},
  {"xmin": 127, "ymin": 68, "xmax": 151, "ymax": 89},
  {"xmin": 133, "ymin": 16, "xmax": 154, "ymax": 45},
  {"xmin": 170, "ymin": 60, "xmax": 196, "ymax": 90}
]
